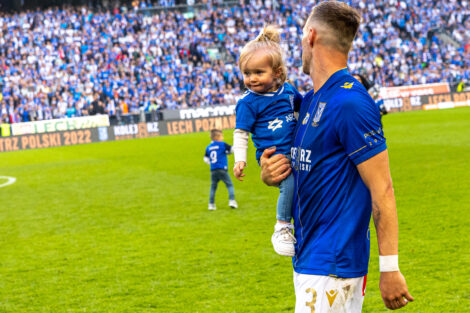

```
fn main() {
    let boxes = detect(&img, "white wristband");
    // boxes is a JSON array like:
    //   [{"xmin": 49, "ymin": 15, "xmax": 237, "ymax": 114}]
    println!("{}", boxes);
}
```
[{"xmin": 379, "ymin": 255, "xmax": 399, "ymax": 272}]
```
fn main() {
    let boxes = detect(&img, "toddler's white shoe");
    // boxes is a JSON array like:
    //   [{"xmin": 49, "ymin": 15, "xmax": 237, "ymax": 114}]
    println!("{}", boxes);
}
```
[
  {"xmin": 228, "ymin": 200, "xmax": 238, "ymax": 209},
  {"xmin": 271, "ymin": 223, "xmax": 296, "ymax": 257},
  {"xmin": 208, "ymin": 203, "xmax": 216, "ymax": 211}
]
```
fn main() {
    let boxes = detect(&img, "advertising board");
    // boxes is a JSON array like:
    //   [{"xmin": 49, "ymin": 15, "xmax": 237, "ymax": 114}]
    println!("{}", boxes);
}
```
[
  {"xmin": 162, "ymin": 105, "xmax": 235, "ymax": 121},
  {"xmin": 384, "ymin": 91, "xmax": 470, "ymax": 113},
  {"xmin": 0, "ymin": 115, "xmax": 236, "ymax": 152},
  {"xmin": 11, "ymin": 115, "xmax": 110, "ymax": 136},
  {"xmin": 379, "ymin": 83, "xmax": 450, "ymax": 99}
]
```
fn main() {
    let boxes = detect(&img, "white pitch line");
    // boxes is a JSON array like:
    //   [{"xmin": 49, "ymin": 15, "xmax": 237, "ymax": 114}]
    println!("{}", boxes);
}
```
[{"xmin": 0, "ymin": 176, "xmax": 16, "ymax": 188}]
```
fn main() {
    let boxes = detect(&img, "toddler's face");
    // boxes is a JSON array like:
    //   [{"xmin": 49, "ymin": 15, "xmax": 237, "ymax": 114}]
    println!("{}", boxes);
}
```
[{"xmin": 242, "ymin": 51, "xmax": 279, "ymax": 93}]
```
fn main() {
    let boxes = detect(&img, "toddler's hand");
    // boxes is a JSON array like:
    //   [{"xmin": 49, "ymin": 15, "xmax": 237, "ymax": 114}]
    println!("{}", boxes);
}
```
[{"xmin": 233, "ymin": 161, "xmax": 246, "ymax": 181}]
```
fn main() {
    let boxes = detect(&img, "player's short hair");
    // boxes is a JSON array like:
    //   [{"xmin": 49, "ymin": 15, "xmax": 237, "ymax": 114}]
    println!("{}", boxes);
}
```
[
  {"xmin": 238, "ymin": 25, "xmax": 287, "ymax": 86},
  {"xmin": 210, "ymin": 129, "xmax": 222, "ymax": 140},
  {"xmin": 305, "ymin": 1, "xmax": 361, "ymax": 54}
]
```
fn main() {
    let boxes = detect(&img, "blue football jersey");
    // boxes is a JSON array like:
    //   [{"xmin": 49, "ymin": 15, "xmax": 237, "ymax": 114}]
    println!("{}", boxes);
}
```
[
  {"xmin": 205, "ymin": 141, "xmax": 232, "ymax": 171},
  {"xmin": 235, "ymin": 82, "xmax": 303, "ymax": 161},
  {"xmin": 291, "ymin": 69, "xmax": 386, "ymax": 278}
]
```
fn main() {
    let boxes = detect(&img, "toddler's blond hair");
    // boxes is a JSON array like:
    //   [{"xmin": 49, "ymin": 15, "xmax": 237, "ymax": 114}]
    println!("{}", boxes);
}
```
[{"xmin": 238, "ymin": 25, "xmax": 287, "ymax": 88}]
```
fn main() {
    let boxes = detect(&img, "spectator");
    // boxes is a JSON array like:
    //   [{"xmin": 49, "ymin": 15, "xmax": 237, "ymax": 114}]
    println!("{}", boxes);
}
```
[{"xmin": 0, "ymin": 1, "xmax": 468, "ymax": 124}]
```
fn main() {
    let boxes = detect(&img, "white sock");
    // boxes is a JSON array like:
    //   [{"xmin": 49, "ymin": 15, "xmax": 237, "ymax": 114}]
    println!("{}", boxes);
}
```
[{"xmin": 275, "ymin": 221, "xmax": 293, "ymax": 231}]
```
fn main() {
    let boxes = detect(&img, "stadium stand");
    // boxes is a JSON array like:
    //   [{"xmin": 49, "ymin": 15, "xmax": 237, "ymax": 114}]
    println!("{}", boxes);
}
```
[{"xmin": 0, "ymin": 0, "xmax": 469, "ymax": 124}]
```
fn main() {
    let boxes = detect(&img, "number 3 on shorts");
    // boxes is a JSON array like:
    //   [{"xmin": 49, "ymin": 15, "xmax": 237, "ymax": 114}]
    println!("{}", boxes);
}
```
[{"xmin": 305, "ymin": 288, "xmax": 317, "ymax": 312}]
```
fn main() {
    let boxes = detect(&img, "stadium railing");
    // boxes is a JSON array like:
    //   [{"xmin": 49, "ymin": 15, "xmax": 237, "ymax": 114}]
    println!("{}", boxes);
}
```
[{"xmin": 138, "ymin": 0, "xmax": 238, "ymax": 14}]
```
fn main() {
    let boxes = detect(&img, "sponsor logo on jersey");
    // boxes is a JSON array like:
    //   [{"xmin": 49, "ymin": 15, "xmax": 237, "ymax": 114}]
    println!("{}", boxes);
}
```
[
  {"xmin": 302, "ymin": 113, "xmax": 310, "ymax": 125},
  {"xmin": 268, "ymin": 118, "xmax": 283, "ymax": 131},
  {"xmin": 340, "ymin": 82, "xmax": 354, "ymax": 89},
  {"xmin": 291, "ymin": 147, "xmax": 312, "ymax": 172},
  {"xmin": 312, "ymin": 102, "xmax": 326, "ymax": 127},
  {"xmin": 285, "ymin": 113, "xmax": 295, "ymax": 123},
  {"xmin": 326, "ymin": 290, "xmax": 338, "ymax": 307},
  {"xmin": 291, "ymin": 147, "xmax": 312, "ymax": 163}
]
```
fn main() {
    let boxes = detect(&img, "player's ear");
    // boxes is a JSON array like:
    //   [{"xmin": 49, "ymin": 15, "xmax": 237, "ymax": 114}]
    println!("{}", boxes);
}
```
[{"xmin": 308, "ymin": 27, "xmax": 316, "ymax": 47}]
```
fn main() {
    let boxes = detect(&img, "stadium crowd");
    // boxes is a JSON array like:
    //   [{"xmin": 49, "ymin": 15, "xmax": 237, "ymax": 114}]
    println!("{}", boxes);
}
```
[{"xmin": 0, "ymin": 0, "xmax": 469, "ymax": 124}]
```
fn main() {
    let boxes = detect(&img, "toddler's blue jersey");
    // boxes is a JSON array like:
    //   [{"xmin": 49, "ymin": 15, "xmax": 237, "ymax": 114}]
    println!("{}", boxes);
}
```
[
  {"xmin": 205, "ymin": 141, "xmax": 232, "ymax": 171},
  {"xmin": 235, "ymin": 82, "xmax": 302, "ymax": 161},
  {"xmin": 291, "ymin": 69, "xmax": 386, "ymax": 278}
]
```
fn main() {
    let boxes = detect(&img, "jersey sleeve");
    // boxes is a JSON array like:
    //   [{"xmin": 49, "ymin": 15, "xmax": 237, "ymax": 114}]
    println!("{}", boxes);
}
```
[
  {"xmin": 235, "ymin": 98, "xmax": 256, "ymax": 132},
  {"xmin": 335, "ymin": 91, "xmax": 387, "ymax": 165},
  {"xmin": 204, "ymin": 146, "xmax": 209, "ymax": 157}
]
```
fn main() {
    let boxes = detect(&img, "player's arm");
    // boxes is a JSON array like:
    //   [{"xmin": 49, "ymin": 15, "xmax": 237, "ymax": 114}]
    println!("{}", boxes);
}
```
[
  {"xmin": 356, "ymin": 150, "xmax": 414, "ymax": 310},
  {"xmin": 233, "ymin": 129, "xmax": 249, "ymax": 181},
  {"xmin": 259, "ymin": 147, "xmax": 291, "ymax": 187}
]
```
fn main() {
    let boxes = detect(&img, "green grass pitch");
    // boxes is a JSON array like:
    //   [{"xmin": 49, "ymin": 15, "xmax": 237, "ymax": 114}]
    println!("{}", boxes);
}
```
[{"xmin": 0, "ymin": 107, "xmax": 469, "ymax": 312}]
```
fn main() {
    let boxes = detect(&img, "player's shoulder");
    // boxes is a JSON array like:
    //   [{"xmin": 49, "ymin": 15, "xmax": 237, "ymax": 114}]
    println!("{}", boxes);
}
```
[
  {"xmin": 237, "ymin": 89, "xmax": 255, "ymax": 103},
  {"xmin": 236, "ymin": 90, "xmax": 255, "ymax": 110},
  {"xmin": 274, "ymin": 82, "xmax": 296, "ymax": 96},
  {"xmin": 333, "ymin": 76, "xmax": 375, "ymax": 109},
  {"xmin": 282, "ymin": 82, "xmax": 295, "ymax": 93},
  {"xmin": 286, "ymin": 81, "xmax": 302, "ymax": 92},
  {"xmin": 208, "ymin": 141, "xmax": 222, "ymax": 149},
  {"xmin": 336, "ymin": 75, "xmax": 368, "ymax": 94}
]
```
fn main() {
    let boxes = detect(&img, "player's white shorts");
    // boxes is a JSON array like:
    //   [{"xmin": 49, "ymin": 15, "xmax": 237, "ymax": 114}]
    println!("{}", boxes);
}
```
[{"xmin": 294, "ymin": 271, "xmax": 367, "ymax": 313}]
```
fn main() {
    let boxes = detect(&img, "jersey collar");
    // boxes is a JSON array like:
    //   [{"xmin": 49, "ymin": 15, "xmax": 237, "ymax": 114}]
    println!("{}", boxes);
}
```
[
  {"xmin": 247, "ymin": 83, "xmax": 285, "ymax": 97},
  {"xmin": 314, "ymin": 68, "xmax": 348, "ymax": 95}
]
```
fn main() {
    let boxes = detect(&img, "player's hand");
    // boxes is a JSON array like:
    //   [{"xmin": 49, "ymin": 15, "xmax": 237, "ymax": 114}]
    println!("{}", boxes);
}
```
[
  {"xmin": 260, "ymin": 147, "xmax": 291, "ymax": 187},
  {"xmin": 233, "ymin": 161, "xmax": 246, "ymax": 181},
  {"xmin": 379, "ymin": 271, "xmax": 414, "ymax": 310}
]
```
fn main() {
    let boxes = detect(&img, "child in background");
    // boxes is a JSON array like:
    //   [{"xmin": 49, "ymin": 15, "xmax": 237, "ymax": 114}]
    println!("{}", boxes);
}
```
[
  {"xmin": 233, "ymin": 26, "xmax": 302, "ymax": 257},
  {"xmin": 204, "ymin": 129, "xmax": 238, "ymax": 211}
]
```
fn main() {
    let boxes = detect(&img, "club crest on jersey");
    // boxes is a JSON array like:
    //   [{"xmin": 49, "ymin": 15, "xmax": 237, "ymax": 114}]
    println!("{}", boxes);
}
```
[
  {"xmin": 340, "ymin": 82, "xmax": 354, "ymax": 89},
  {"xmin": 312, "ymin": 102, "xmax": 326, "ymax": 127},
  {"xmin": 268, "ymin": 118, "xmax": 283, "ymax": 131},
  {"xmin": 302, "ymin": 113, "xmax": 310, "ymax": 125}
]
